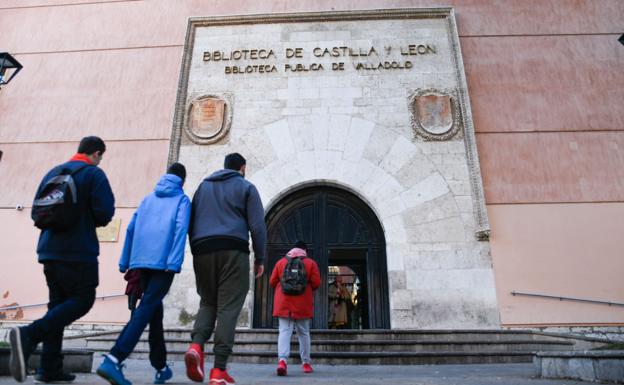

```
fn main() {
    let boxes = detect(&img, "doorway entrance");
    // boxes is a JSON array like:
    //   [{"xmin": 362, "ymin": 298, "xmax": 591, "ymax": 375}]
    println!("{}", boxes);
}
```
[
  {"xmin": 328, "ymin": 249, "xmax": 368, "ymax": 329},
  {"xmin": 253, "ymin": 185, "xmax": 390, "ymax": 329}
]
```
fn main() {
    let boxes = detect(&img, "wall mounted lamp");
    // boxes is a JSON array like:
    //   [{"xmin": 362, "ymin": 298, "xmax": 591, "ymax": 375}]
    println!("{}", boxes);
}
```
[{"xmin": 0, "ymin": 52, "xmax": 23, "ymax": 88}]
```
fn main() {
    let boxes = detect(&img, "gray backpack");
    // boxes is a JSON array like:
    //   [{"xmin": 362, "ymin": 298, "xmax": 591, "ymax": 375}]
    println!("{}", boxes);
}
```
[
  {"xmin": 31, "ymin": 164, "xmax": 89, "ymax": 231},
  {"xmin": 281, "ymin": 256, "xmax": 308, "ymax": 295}
]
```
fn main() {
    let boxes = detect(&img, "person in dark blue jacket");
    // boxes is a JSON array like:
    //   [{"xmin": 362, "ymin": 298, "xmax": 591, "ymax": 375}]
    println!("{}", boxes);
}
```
[
  {"xmin": 97, "ymin": 162, "xmax": 191, "ymax": 385},
  {"xmin": 9, "ymin": 136, "xmax": 115, "ymax": 384}
]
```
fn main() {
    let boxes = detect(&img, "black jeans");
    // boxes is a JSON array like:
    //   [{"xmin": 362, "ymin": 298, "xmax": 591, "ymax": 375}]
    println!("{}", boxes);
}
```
[
  {"xmin": 110, "ymin": 269, "xmax": 174, "ymax": 370},
  {"xmin": 26, "ymin": 261, "xmax": 98, "ymax": 375}
]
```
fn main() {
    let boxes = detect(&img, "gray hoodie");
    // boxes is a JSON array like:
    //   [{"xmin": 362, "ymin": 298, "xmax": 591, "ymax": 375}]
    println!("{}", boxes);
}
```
[{"xmin": 189, "ymin": 169, "xmax": 267, "ymax": 263}]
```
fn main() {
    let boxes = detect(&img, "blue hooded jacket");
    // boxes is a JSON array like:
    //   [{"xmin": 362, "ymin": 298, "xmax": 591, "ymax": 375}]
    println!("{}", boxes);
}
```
[{"xmin": 118, "ymin": 174, "xmax": 191, "ymax": 273}]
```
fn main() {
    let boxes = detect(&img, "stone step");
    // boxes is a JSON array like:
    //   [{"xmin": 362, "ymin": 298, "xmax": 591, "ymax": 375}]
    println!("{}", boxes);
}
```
[
  {"xmin": 108, "ymin": 349, "xmax": 535, "ymax": 365},
  {"xmin": 85, "ymin": 337, "xmax": 574, "ymax": 353},
  {"xmin": 69, "ymin": 329, "xmax": 609, "ymax": 365},
  {"xmin": 0, "ymin": 348, "xmax": 93, "ymax": 376},
  {"xmin": 72, "ymin": 328, "xmax": 594, "ymax": 343}
]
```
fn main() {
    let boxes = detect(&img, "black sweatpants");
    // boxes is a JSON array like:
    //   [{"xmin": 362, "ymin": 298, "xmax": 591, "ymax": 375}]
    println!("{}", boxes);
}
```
[{"xmin": 26, "ymin": 261, "xmax": 98, "ymax": 375}]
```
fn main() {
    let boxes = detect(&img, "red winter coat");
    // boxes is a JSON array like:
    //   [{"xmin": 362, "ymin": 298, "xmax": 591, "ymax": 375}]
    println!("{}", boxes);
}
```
[{"xmin": 270, "ymin": 248, "xmax": 321, "ymax": 320}]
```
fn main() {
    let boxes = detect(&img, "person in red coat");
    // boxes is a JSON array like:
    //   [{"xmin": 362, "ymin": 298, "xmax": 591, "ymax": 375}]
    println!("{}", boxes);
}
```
[{"xmin": 269, "ymin": 241, "xmax": 320, "ymax": 376}]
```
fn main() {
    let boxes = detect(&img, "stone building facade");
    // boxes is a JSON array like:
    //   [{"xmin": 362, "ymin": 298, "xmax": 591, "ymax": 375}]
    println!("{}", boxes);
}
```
[
  {"xmin": 1, "ymin": 1, "xmax": 622, "ymax": 331},
  {"xmin": 165, "ymin": 10, "xmax": 497, "ymax": 329}
]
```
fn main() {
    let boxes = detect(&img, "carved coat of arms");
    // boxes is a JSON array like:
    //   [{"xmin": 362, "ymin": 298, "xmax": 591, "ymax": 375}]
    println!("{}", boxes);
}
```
[
  {"xmin": 409, "ymin": 90, "xmax": 460, "ymax": 141},
  {"xmin": 185, "ymin": 95, "xmax": 232, "ymax": 144}
]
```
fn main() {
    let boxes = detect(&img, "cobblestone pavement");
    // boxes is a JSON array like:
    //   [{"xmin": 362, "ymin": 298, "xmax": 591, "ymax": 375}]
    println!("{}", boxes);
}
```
[{"xmin": 0, "ymin": 360, "xmax": 597, "ymax": 385}]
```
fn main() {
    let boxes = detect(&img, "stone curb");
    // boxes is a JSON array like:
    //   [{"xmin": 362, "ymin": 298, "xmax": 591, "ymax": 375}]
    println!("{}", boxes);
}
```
[
  {"xmin": 0, "ymin": 348, "xmax": 93, "ymax": 376},
  {"xmin": 534, "ymin": 350, "xmax": 624, "ymax": 383}
]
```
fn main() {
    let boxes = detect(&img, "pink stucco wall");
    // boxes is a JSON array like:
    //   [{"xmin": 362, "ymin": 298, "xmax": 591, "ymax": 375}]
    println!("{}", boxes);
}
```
[
  {"xmin": 489, "ymin": 203, "xmax": 624, "ymax": 325},
  {"xmin": 478, "ymin": 132, "xmax": 624, "ymax": 204},
  {"xmin": 0, "ymin": 207, "xmax": 133, "ymax": 324},
  {"xmin": 0, "ymin": 141, "xmax": 169, "ymax": 208},
  {"xmin": 0, "ymin": 49, "xmax": 181, "ymax": 143},
  {"xmin": 1, "ymin": 0, "xmax": 623, "ymax": 326}
]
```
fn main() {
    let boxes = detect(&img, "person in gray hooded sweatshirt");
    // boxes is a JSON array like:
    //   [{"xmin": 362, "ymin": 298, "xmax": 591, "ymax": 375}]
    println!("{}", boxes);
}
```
[{"xmin": 185, "ymin": 153, "xmax": 266, "ymax": 385}]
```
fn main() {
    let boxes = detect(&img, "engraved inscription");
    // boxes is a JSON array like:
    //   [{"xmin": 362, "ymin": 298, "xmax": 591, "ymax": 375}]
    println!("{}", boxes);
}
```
[{"xmin": 202, "ymin": 44, "xmax": 437, "ymax": 75}]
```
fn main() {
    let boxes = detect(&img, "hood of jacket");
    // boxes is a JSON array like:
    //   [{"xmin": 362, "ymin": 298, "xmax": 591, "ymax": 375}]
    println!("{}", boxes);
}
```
[
  {"xmin": 287, "ymin": 247, "xmax": 307, "ymax": 258},
  {"xmin": 205, "ymin": 169, "xmax": 243, "ymax": 182},
  {"xmin": 154, "ymin": 174, "xmax": 184, "ymax": 197}
]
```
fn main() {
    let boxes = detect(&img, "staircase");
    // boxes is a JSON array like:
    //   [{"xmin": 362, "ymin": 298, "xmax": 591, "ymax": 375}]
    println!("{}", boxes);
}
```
[{"xmin": 69, "ymin": 328, "xmax": 608, "ymax": 365}]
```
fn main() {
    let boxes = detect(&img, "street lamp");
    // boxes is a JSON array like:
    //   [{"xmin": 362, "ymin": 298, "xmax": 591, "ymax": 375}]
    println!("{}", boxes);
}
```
[{"xmin": 0, "ymin": 52, "xmax": 23, "ymax": 87}]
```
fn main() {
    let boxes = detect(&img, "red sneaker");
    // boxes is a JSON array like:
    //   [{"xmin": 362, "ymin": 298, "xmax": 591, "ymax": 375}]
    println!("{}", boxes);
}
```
[
  {"xmin": 184, "ymin": 343, "xmax": 204, "ymax": 382},
  {"xmin": 276, "ymin": 360, "xmax": 287, "ymax": 376},
  {"xmin": 209, "ymin": 368, "xmax": 235, "ymax": 384},
  {"xmin": 302, "ymin": 362, "xmax": 313, "ymax": 373}
]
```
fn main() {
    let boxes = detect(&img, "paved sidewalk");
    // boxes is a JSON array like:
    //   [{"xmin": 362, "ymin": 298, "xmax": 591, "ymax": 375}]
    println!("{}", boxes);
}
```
[{"xmin": 0, "ymin": 359, "xmax": 596, "ymax": 385}]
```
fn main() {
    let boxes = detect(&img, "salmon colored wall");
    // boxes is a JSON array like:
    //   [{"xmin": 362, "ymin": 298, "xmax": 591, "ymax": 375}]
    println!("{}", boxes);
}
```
[
  {"xmin": 465, "ymin": 35, "xmax": 624, "ymax": 134},
  {"xmin": 478, "ymin": 132, "xmax": 624, "ymax": 204},
  {"xmin": 0, "ymin": 141, "xmax": 169, "ymax": 208},
  {"xmin": 489, "ymin": 203, "xmax": 624, "ymax": 325},
  {"xmin": 0, "ymin": 209, "xmax": 134, "ymax": 323},
  {"xmin": 0, "ymin": 49, "xmax": 181, "ymax": 142},
  {"xmin": 1, "ymin": 0, "xmax": 623, "ymax": 325},
  {"xmin": 1, "ymin": 0, "xmax": 621, "ymax": 52}
]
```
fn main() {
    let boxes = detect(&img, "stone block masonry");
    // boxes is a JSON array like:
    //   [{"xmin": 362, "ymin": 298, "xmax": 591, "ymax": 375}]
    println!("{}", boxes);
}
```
[{"xmin": 167, "ymin": 9, "xmax": 495, "ymax": 330}]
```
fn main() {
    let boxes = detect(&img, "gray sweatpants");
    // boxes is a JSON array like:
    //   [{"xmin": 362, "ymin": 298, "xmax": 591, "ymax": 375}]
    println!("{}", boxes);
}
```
[{"xmin": 278, "ymin": 317, "xmax": 311, "ymax": 364}]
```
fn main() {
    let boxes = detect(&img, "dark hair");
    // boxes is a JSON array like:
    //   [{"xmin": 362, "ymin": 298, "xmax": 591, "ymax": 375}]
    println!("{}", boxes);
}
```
[
  {"xmin": 167, "ymin": 162, "xmax": 186, "ymax": 183},
  {"xmin": 77, "ymin": 136, "xmax": 106, "ymax": 155},
  {"xmin": 294, "ymin": 240, "xmax": 308, "ymax": 251},
  {"xmin": 224, "ymin": 153, "xmax": 246, "ymax": 171}
]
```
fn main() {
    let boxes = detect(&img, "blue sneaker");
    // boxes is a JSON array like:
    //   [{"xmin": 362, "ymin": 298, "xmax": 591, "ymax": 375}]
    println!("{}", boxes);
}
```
[
  {"xmin": 96, "ymin": 356, "xmax": 132, "ymax": 385},
  {"xmin": 154, "ymin": 365, "xmax": 173, "ymax": 384}
]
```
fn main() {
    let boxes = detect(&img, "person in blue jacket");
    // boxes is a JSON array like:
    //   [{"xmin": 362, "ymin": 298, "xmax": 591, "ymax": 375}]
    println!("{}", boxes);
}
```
[{"xmin": 97, "ymin": 162, "xmax": 191, "ymax": 385}]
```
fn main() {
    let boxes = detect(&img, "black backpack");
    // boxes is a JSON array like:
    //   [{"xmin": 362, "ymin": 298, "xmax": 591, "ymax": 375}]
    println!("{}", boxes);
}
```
[
  {"xmin": 281, "ymin": 256, "xmax": 308, "ymax": 295},
  {"xmin": 31, "ymin": 164, "xmax": 90, "ymax": 231}
]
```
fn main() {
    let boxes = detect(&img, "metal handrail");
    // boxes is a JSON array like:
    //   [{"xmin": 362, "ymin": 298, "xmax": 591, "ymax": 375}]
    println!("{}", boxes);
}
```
[
  {"xmin": 511, "ymin": 291, "xmax": 624, "ymax": 307},
  {"xmin": 0, "ymin": 294, "xmax": 125, "ymax": 312}
]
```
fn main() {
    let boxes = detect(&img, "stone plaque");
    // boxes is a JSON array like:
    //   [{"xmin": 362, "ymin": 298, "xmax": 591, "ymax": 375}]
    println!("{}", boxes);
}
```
[
  {"xmin": 185, "ymin": 95, "xmax": 231, "ymax": 144},
  {"xmin": 409, "ymin": 89, "xmax": 460, "ymax": 141},
  {"xmin": 96, "ymin": 218, "xmax": 121, "ymax": 242},
  {"xmin": 417, "ymin": 94, "xmax": 452, "ymax": 134}
]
